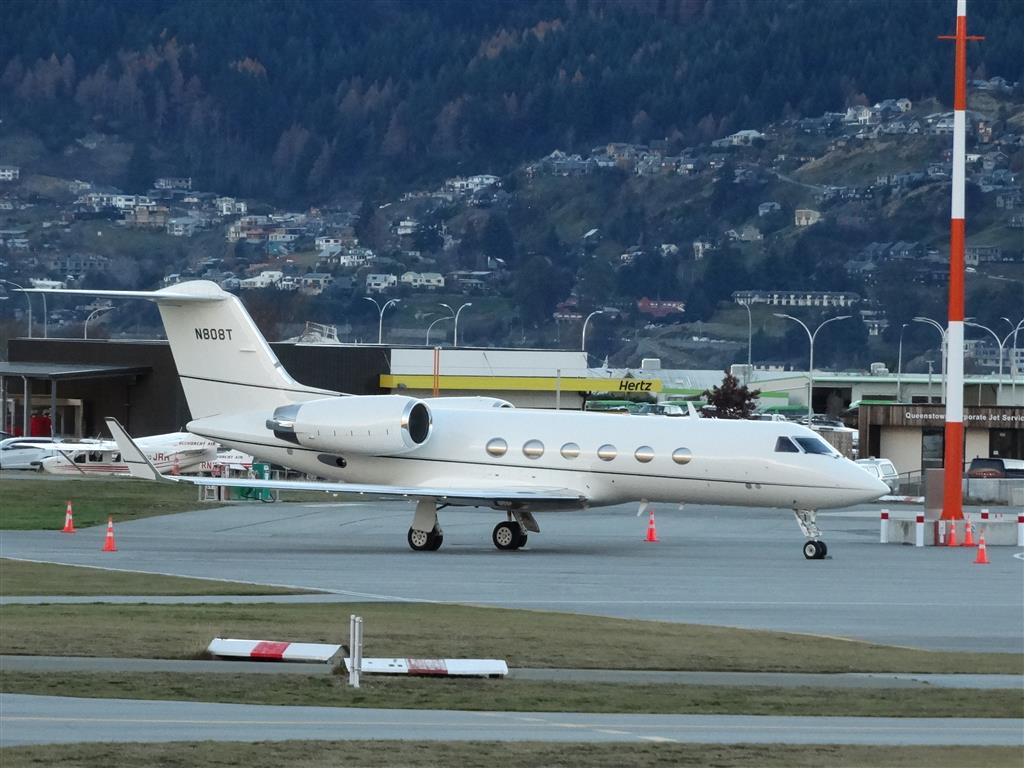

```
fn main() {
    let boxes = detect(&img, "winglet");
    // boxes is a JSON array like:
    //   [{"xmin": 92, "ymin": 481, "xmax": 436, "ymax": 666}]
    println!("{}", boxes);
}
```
[{"xmin": 104, "ymin": 417, "xmax": 166, "ymax": 481}]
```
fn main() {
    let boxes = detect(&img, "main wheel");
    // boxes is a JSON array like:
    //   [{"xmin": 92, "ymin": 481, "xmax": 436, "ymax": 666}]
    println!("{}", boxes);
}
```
[
  {"xmin": 493, "ymin": 521, "xmax": 523, "ymax": 551},
  {"xmin": 408, "ymin": 527, "xmax": 436, "ymax": 552},
  {"xmin": 817, "ymin": 540, "xmax": 828, "ymax": 558},
  {"xmin": 515, "ymin": 531, "xmax": 528, "ymax": 549},
  {"xmin": 427, "ymin": 531, "xmax": 444, "ymax": 551},
  {"xmin": 803, "ymin": 540, "xmax": 820, "ymax": 560}
]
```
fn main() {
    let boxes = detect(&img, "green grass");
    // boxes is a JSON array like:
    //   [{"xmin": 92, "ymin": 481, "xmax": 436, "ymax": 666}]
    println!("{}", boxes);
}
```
[
  {"xmin": 2, "ymin": 671, "xmax": 1020, "ymax": 718},
  {"xmin": 0, "ymin": 476, "xmax": 222, "ymax": 529},
  {"xmin": 0, "ymin": 559, "xmax": 306, "ymax": 596},
  {"xmin": 2, "ymin": 602, "xmax": 1020, "ymax": 674},
  {"xmin": 2, "ymin": 742, "xmax": 1018, "ymax": 768}
]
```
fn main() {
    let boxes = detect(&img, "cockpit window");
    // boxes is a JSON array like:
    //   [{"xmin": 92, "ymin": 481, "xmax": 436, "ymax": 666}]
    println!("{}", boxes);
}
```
[
  {"xmin": 775, "ymin": 437, "xmax": 800, "ymax": 453},
  {"xmin": 795, "ymin": 437, "xmax": 835, "ymax": 455}
]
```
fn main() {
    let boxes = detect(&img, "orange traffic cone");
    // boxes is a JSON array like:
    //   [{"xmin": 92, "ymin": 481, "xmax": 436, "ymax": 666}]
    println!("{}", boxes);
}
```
[
  {"xmin": 645, "ymin": 507, "xmax": 659, "ymax": 543},
  {"xmin": 962, "ymin": 519, "xmax": 975, "ymax": 547},
  {"xmin": 946, "ymin": 521, "xmax": 958, "ymax": 547},
  {"xmin": 61, "ymin": 500, "xmax": 75, "ymax": 534},
  {"xmin": 973, "ymin": 534, "xmax": 989, "ymax": 565},
  {"xmin": 102, "ymin": 517, "xmax": 117, "ymax": 552}
]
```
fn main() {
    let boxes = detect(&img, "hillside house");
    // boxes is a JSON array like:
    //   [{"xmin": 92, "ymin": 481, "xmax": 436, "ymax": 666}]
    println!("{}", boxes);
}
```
[
  {"xmin": 240, "ymin": 270, "xmax": 284, "ymax": 289},
  {"xmin": 400, "ymin": 271, "xmax": 445, "ymax": 289},
  {"xmin": 366, "ymin": 273, "xmax": 398, "ymax": 293},
  {"xmin": 0, "ymin": 166, "xmax": 20, "ymax": 182},
  {"xmin": 637, "ymin": 298, "xmax": 685, "ymax": 318},
  {"xmin": 216, "ymin": 197, "xmax": 247, "ymax": 216},
  {"xmin": 166, "ymin": 216, "xmax": 200, "ymax": 237},
  {"xmin": 732, "ymin": 290, "xmax": 859, "ymax": 308},
  {"xmin": 794, "ymin": 209, "xmax": 822, "ymax": 227},
  {"xmin": 298, "ymin": 273, "xmax": 333, "ymax": 295},
  {"xmin": 758, "ymin": 201, "xmax": 781, "ymax": 217},
  {"xmin": 154, "ymin": 177, "xmax": 192, "ymax": 190}
]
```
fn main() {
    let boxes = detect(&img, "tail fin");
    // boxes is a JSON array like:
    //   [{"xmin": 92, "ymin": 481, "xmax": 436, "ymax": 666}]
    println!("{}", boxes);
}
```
[
  {"xmin": 28, "ymin": 281, "xmax": 335, "ymax": 417},
  {"xmin": 105, "ymin": 417, "xmax": 164, "ymax": 481}
]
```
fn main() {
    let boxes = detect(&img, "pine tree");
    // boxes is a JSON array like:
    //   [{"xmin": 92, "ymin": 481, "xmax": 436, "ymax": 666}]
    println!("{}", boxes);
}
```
[{"xmin": 703, "ymin": 370, "xmax": 760, "ymax": 420}]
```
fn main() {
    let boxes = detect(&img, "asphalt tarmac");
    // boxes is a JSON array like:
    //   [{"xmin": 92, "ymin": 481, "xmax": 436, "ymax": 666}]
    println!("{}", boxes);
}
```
[
  {"xmin": 2, "ymin": 501, "xmax": 1021, "ymax": 652},
  {"xmin": 3, "ymin": 694, "xmax": 1022, "ymax": 747}
]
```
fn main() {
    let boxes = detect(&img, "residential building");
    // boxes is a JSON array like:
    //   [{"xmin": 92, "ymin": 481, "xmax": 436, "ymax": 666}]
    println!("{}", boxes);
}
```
[
  {"xmin": 794, "ymin": 209, "xmax": 822, "ymax": 227},
  {"xmin": 366, "ymin": 273, "xmax": 398, "ymax": 292},
  {"xmin": 732, "ymin": 290, "xmax": 860, "ymax": 308},
  {"xmin": 166, "ymin": 216, "xmax": 200, "ymax": 237},
  {"xmin": 0, "ymin": 166, "xmax": 20, "ymax": 182},
  {"xmin": 400, "ymin": 271, "xmax": 445, "ymax": 290}
]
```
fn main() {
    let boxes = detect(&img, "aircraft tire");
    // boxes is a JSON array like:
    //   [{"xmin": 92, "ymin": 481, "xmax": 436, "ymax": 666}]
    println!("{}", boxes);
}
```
[
  {"xmin": 817, "ymin": 540, "xmax": 828, "ymax": 558},
  {"xmin": 408, "ymin": 527, "xmax": 433, "ymax": 552},
  {"xmin": 493, "ymin": 521, "xmax": 522, "ymax": 551},
  {"xmin": 803, "ymin": 540, "xmax": 820, "ymax": 560},
  {"xmin": 515, "ymin": 531, "xmax": 528, "ymax": 549},
  {"xmin": 427, "ymin": 531, "xmax": 444, "ymax": 551}
]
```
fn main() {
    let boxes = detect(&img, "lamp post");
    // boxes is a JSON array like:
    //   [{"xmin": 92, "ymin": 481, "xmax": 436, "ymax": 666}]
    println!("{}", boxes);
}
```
[
  {"xmin": 965, "ymin": 320, "xmax": 1013, "ymax": 399},
  {"xmin": 0, "ymin": 279, "xmax": 32, "ymax": 337},
  {"xmin": 84, "ymin": 306, "xmax": 114, "ymax": 339},
  {"xmin": 581, "ymin": 310, "xmax": 604, "ymax": 353},
  {"xmin": 774, "ymin": 313, "xmax": 851, "ymax": 422},
  {"xmin": 740, "ymin": 300, "xmax": 753, "ymax": 370},
  {"xmin": 440, "ymin": 302, "xmax": 472, "ymax": 347},
  {"xmin": 362, "ymin": 296, "xmax": 400, "ymax": 345},
  {"xmin": 896, "ymin": 322, "xmax": 908, "ymax": 403},
  {"xmin": 425, "ymin": 315, "xmax": 453, "ymax": 346},
  {"xmin": 1003, "ymin": 317, "xmax": 1024, "ymax": 396},
  {"xmin": 913, "ymin": 316, "xmax": 948, "ymax": 403}
]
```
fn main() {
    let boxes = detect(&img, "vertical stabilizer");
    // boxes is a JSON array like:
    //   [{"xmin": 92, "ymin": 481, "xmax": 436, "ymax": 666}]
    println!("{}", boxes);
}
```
[{"xmin": 28, "ymin": 281, "xmax": 336, "ymax": 417}]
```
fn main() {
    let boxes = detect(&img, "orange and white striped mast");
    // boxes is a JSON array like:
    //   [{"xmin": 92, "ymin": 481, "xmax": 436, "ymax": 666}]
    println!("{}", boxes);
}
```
[{"xmin": 938, "ymin": 0, "xmax": 982, "ymax": 522}]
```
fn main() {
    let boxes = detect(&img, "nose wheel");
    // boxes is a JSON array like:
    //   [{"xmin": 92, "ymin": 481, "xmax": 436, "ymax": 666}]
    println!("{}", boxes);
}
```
[{"xmin": 803, "ymin": 540, "xmax": 828, "ymax": 560}]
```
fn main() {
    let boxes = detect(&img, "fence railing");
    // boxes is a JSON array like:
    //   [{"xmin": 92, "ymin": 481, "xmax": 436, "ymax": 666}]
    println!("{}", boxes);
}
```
[{"xmin": 895, "ymin": 470, "xmax": 1024, "ymax": 505}]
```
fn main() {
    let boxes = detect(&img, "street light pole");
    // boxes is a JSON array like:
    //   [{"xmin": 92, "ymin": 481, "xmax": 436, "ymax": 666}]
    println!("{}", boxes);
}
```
[
  {"xmin": 1003, "ymin": 317, "xmax": 1024, "ymax": 396},
  {"xmin": 440, "ymin": 303, "xmax": 472, "ymax": 348},
  {"xmin": 362, "ymin": 296, "xmax": 400, "ymax": 345},
  {"xmin": 774, "ymin": 313, "xmax": 851, "ymax": 422},
  {"xmin": 740, "ymin": 300, "xmax": 753, "ymax": 370},
  {"xmin": 913, "ymin": 316, "xmax": 948, "ymax": 403},
  {"xmin": 0, "ymin": 279, "xmax": 32, "ymax": 338},
  {"xmin": 965, "ymin": 321, "xmax": 1012, "ymax": 400},
  {"xmin": 581, "ymin": 310, "xmax": 604, "ymax": 353},
  {"xmin": 897, "ymin": 322, "xmax": 908, "ymax": 403},
  {"xmin": 84, "ymin": 306, "xmax": 114, "ymax": 339},
  {"xmin": 425, "ymin": 315, "xmax": 452, "ymax": 346}
]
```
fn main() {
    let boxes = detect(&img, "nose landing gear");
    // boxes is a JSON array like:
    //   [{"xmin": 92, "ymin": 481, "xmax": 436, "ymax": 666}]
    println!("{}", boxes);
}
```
[{"xmin": 794, "ymin": 509, "xmax": 828, "ymax": 560}]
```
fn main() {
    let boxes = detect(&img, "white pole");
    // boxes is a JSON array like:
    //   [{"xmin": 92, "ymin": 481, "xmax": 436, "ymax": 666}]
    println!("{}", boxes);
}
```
[
  {"xmin": 880, "ymin": 509, "xmax": 889, "ymax": 544},
  {"xmin": 915, "ymin": 514, "xmax": 924, "ymax": 548},
  {"xmin": 348, "ymin": 614, "xmax": 362, "ymax": 688},
  {"xmin": 555, "ymin": 368, "xmax": 561, "ymax": 411}
]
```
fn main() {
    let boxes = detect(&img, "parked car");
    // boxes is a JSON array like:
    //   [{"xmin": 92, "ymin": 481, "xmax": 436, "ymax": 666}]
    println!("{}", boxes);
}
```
[
  {"xmin": 966, "ymin": 457, "xmax": 1024, "ymax": 479},
  {"xmin": 855, "ymin": 458, "xmax": 899, "ymax": 494},
  {"xmin": 0, "ymin": 436, "xmax": 58, "ymax": 470}
]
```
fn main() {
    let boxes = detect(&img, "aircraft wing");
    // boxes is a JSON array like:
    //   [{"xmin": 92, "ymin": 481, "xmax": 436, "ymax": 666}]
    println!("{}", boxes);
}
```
[{"xmin": 105, "ymin": 418, "xmax": 585, "ymax": 507}]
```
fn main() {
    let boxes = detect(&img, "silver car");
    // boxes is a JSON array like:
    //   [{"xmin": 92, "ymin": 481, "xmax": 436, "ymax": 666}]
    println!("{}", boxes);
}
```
[{"xmin": 0, "ymin": 437, "xmax": 58, "ymax": 470}]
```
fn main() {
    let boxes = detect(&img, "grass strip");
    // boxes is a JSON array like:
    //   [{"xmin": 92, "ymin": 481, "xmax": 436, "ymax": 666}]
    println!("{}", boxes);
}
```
[
  {"xmin": 0, "ymin": 477, "xmax": 221, "ymax": 529},
  {"xmin": 0, "ymin": 559, "xmax": 306, "ymax": 596},
  {"xmin": 2, "ymin": 602, "xmax": 1020, "ymax": 674},
  {"xmin": 2, "ymin": 671, "xmax": 1021, "ymax": 718},
  {"xmin": 1, "ymin": 742, "xmax": 1018, "ymax": 768}
]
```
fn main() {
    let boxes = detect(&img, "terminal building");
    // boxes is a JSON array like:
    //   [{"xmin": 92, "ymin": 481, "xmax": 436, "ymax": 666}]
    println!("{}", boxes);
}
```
[{"xmin": 2, "ymin": 337, "xmax": 1022, "ymax": 476}]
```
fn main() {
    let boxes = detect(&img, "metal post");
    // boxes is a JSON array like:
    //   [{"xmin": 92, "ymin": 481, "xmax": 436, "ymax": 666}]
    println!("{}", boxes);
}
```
[
  {"xmin": 21, "ymin": 376, "xmax": 30, "ymax": 437},
  {"xmin": 897, "ymin": 323, "xmax": 908, "ymax": 402},
  {"xmin": 581, "ymin": 310, "xmax": 603, "ymax": 353},
  {"xmin": 40, "ymin": 292, "xmax": 47, "ymax": 338},
  {"xmin": 49, "ymin": 379, "xmax": 57, "ymax": 439},
  {"xmin": 880, "ymin": 510, "xmax": 889, "ymax": 544},
  {"xmin": 348, "ymin": 614, "xmax": 363, "ymax": 688},
  {"xmin": 555, "ymin": 368, "xmax": 561, "ymax": 411},
  {"xmin": 915, "ymin": 514, "xmax": 924, "ymax": 547},
  {"xmin": 0, "ymin": 279, "xmax": 32, "ymax": 337},
  {"xmin": 742, "ymin": 301, "xmax": 752, "ymax": 369}
]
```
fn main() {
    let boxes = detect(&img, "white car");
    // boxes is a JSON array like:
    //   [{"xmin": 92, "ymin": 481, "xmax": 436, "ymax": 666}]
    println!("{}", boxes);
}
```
[
  {"xmin": 0, "ymin": 436, "xmax": 58, "ymax": 470},
  {"xmin": 855, "ymin": 458, "xmax": 899, "ymax": 494}
]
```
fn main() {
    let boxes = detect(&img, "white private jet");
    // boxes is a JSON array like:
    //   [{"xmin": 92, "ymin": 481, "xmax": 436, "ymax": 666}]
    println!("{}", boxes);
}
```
[
  {"xmin": 29, "ymin": 281, "xmax": 887, "ymax": 558},
  {"xmin": 34, "ymin": 432, "xmax": 218, "ymax": 476}
]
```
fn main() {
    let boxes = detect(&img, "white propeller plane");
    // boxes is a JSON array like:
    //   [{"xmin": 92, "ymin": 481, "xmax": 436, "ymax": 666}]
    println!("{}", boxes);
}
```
[
  {"xmin": 30, "ymin": 281, "xmax": 888, "ymax": 558},
  {"xmin": 35, "ymin": 432, "xmax": 217, "ymax": 476}
]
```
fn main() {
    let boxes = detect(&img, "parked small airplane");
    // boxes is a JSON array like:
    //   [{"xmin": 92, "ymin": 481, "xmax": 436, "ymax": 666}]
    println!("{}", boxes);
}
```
[
  {"xmin": 35, "ymin": 432, "xmax": 218, "ymax": 476},
  {"xmin": 30, "ymin": 281, "xmax": 888, "ymax": 557}
]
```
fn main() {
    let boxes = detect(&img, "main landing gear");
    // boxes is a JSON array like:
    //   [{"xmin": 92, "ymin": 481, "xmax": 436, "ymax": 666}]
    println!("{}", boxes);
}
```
[
  {"xmin": 794, "ymin": 509, "xmax": 828, "ymax": 560},
  {"xmin": 408, "ymin": 499, "xmax": 444, "ymax": 552}
]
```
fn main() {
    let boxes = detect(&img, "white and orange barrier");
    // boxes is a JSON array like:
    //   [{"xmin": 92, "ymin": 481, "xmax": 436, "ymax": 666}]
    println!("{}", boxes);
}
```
[{"xmin": 207, "ymin": 638, "xmax": 341, "ymax": 663}]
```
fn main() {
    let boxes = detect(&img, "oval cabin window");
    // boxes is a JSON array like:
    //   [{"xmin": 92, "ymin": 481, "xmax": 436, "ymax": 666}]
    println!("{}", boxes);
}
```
[
  {"xmin": 597, "ymin": 444, "xmax": 617, "ymax": 462},
  {"xmin": 523, "ymin": 439, "xmax": 545, "ymax": 459},
  {"xmin": 485, "ymin": 438, "xmax": 508, "ymax": 457},
  {"xmin": 560, "ymin": 442, "xmax": 580, "ymax": 459},
  {"xmin": 672, "ymin": 447, "xmax": 693, "ymax": 465},
  {"xmin": 634, "ymin": 446, "xmax": 655, "ymax": 463}
]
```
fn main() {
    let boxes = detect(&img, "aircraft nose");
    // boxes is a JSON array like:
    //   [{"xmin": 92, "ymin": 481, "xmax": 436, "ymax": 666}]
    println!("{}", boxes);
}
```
[{"xmin": 847, "ymin": 462, "xmax": 889, "ymax": 499}]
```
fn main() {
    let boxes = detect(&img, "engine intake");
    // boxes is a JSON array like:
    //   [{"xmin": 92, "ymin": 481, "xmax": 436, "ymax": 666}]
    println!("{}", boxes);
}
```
[{"xmin": 266, "ymin": 395, "xmax": 431, "ymax": 455}]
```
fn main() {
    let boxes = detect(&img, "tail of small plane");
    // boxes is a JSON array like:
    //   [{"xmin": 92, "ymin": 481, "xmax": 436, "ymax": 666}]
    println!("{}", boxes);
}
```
[{"xmin": 28, "ymin": 281, "xmax": 335, "ymax": 418}]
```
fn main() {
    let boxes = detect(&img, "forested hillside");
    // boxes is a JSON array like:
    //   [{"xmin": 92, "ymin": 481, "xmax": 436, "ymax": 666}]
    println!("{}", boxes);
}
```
[{"xmin": 2, "ymin": 0, "xmax": 1021, "ymax": 201}]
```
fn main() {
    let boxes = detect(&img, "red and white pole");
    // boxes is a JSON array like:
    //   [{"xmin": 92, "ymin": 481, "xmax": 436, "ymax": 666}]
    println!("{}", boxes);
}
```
[{"xmin": 939, "ymin": 0, "xmax": 982, "ymax": 523}]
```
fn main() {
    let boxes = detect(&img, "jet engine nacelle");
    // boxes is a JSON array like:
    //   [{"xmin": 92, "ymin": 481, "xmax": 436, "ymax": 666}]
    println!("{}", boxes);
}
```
[{"xmin": 267, "ymin": 395, "xmax": 431, "ymax": 455}]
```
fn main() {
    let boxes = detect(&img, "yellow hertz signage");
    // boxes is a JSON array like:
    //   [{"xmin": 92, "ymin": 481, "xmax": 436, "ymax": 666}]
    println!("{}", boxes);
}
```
[{"xmin": 380, "ymin": 375, "xmax": 662, "ymax": 393}]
